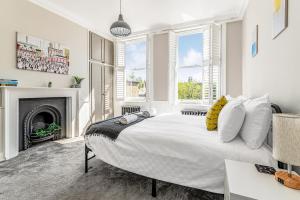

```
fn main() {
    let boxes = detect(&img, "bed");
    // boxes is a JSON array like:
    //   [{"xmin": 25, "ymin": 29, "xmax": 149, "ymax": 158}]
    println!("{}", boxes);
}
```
[{"xmin": 84, "ymin": 104, "xmax": 282, "ymax": 196}]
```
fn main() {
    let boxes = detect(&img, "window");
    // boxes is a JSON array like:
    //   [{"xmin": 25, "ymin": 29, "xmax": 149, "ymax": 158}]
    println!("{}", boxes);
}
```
[
  {"xmin": 177, "ymin": 32, "xmax": 204, "ymax": 102},
  {"xmin": 175, "ymin": 25, "xmax": 221, "ymax": 105},
  {"xmin": 115, "ymin": 37, "xmax": 148, "ymax": 101},
  {"xmin": 125, "ymin": 38, "xmax": 147, "ymax": 100}
]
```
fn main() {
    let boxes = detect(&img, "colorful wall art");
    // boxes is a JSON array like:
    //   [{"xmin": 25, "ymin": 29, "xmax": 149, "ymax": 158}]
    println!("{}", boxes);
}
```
[
  {"xmin": 16, "ymin": 33, "xmax": 70, "ymax": 75},
  {"xmin": 273, "ymin": 0, "xmax": 288, "ymax": 39},
  {"xmin": 251, "ymin": 25, "xmax": 258, "ymax": 57}
]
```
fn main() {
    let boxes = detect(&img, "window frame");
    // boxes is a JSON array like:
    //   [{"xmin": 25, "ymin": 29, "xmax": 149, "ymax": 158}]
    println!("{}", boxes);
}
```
[
  {"xmin": 175, "ymin": 29, "xmax": 205, "ymax": 104},
  {"xmin": 123, "ymin": 36, "xmax": 149, "ymax": 102},
  {"xmin": 174, "ymin": 25, "xmax": 223, "ymax": 106}
]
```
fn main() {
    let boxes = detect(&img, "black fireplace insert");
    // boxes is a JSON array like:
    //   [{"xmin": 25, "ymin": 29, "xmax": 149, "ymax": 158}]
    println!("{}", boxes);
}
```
[{"xmin": 19, "ymin": 97, "xmax": 66, "ymax": 151}]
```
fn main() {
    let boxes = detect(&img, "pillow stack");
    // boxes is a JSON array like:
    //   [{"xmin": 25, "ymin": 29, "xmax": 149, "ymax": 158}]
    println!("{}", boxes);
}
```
[{"xmin": 207, "ymin": 94, "xmax": 273, "ymax": 149}]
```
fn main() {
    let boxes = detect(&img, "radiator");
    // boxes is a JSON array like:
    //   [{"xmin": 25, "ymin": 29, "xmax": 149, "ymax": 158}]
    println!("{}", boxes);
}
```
[
  {"xmin": 122, "ymin": 105, "xmax": 141, "ymax": 115},
  {"xmin": 181, "ymin": 109, "xmax": 207, "ymax": 116}
]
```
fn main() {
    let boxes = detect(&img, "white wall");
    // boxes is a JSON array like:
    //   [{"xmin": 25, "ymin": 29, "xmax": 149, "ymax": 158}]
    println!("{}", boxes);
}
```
[
  {"xmin": 242, "ymin": 0, "xmax": 300, "ymax": 113},
  {"xmin": 153, "ymin": 33, "xmax": 169, "ymax": 101},
  {"xmin": 226, "ymin": 21, "xmax": 243, "ymax": 97},
  {"xmin": 0, "ymin": 0, "xmax": 90, "ymax": 135}
]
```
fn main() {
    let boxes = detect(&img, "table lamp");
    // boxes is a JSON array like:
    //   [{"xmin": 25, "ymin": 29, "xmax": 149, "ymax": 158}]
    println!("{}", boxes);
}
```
[{"xmin": 273, "ymin": 114, "xmax": 300, "ymax": 190}]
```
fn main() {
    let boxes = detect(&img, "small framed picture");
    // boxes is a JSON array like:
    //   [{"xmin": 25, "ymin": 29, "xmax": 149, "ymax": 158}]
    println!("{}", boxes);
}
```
[
  {"xmin": 273, "ymin": 0, "xmax": 288, "ymax": 39},
  {"xmin": 251, "ymin": 25, "xmax": 258, "ymax": 57}
]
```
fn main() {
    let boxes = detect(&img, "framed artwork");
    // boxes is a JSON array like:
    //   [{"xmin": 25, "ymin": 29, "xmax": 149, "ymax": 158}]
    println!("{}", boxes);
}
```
[
  {"xmin": 251, "ymin": 25, "xmax": 258, "ymax": 57},
  {"xmin": 273, "ymin": 0, "xmax": 288, "ymax": 39},
  {"xmin": 16, "ymin": 33, "xmax": 70, "ymax": 75}
]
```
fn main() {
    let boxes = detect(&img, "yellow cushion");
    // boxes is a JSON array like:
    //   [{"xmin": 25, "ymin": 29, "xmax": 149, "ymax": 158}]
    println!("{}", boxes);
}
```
[{"xmin": 206, "ymin": 96, "xmax": 228, "ymax": 131}]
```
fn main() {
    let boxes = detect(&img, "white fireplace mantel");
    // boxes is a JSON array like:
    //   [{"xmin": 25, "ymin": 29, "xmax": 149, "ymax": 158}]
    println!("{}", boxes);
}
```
[{"xmin": 0, "ymin": 86, "xmax": 80, "ymax": 160}]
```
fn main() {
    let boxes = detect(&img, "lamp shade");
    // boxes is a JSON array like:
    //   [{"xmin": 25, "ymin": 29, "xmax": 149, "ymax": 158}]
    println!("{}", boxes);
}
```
[
  {"xmin": 110, "ymin": 14, "xmax": 131, "ymax": 37},
  {"xmin": 273, "ymin": 114, "xmax": 300, "ymax": 166}
]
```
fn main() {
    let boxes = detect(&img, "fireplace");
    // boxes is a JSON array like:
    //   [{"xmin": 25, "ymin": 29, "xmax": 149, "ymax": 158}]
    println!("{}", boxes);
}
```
[{"xmin": 19, "ymin": 98, "xmax": 66, "ymax": 151}]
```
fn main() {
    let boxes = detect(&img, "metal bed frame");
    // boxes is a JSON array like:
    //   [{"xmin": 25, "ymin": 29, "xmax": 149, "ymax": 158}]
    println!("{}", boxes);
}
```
[
  {"xmin": 85, "ymin": 145, "xmax": 158, "ymax": 197},
  {"xmin": 84, "ymin": 103, "xmax": 283, "ymax": 198}
]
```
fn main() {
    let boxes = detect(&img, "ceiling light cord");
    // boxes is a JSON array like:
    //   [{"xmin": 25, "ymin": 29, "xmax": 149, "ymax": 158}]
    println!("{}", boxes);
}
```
[{"xmin": 120, "ymin": 0, "xmax": 122, "ymax": 14}]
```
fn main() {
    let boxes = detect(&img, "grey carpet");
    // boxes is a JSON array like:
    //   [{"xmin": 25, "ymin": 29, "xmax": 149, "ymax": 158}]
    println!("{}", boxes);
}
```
[{"xmin": 0, "ymin": 139, "xmax": 223, "ymax": 200}]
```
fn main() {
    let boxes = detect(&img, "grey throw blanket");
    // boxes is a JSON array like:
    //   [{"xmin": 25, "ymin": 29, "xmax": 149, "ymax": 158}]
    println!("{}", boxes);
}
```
[{"xmin": 85, "ymin": 115, "xmax": 148, "ymax": 141}]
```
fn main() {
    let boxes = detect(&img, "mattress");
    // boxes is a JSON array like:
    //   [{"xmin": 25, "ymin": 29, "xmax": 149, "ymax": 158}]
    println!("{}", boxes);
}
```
[{"xmin": 85, "ymin": 113, "xmax": 275, "ymax": 194}]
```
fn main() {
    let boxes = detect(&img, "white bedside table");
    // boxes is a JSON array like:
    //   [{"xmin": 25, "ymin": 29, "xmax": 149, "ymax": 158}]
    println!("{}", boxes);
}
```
[{"xmin": 224, "ymin": 160, "xmax": 300, "ymax": 200}]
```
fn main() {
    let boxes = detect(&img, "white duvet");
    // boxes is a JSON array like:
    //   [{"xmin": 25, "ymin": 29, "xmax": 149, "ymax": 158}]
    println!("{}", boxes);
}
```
[{"xmin": 85, "ymin": 113, "xmax": 275, "ymax": 194}]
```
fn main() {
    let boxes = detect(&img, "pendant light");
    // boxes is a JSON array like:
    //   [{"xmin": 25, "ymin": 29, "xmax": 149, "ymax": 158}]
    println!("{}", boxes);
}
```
[{"xmin": 110, "ymin": 0, "xmax": 131, "ymax": 37}]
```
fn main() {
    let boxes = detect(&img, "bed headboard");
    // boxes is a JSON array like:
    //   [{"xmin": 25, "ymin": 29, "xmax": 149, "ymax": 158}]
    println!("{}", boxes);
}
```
[{"xmin": 265, "ymin": 103, "xmax": 282, "ymax": 150}]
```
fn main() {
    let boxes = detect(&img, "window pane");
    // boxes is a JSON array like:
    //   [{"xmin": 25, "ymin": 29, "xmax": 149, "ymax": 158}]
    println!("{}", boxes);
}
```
[
  {"xmin": 178, "ymin": 66, "xmax": 203, "ymax": 100},
  {"xmin": 125, "ymin": 39, "xmax": 147, "ymax": 99},
  {"xmin": 126, "ymin": 69, "xmax": 146, "ymax": 98},
  {"xmin": 178, "ymin": 33, "xmax": 203, "ymax": 67},
  {"xmin": 125, "ymin": 40, "xmax": 146, "ymax": 70}
]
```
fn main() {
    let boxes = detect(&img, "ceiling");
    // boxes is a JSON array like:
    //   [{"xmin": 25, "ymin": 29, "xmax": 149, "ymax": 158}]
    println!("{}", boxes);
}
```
[{"xmin": 30, "ymin": 0, "xmax": 248, "ymax": 39}]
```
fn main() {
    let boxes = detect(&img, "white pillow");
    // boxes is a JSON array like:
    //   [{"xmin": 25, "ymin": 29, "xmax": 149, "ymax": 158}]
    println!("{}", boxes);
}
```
[
  {"xmin": 244, "ymin": 94, "xmax": 270, "ymax": 105},
  {"xmin": 218, "ymin": 100, "xmax": 246, "ymax": 142},
  {"xmin": 239, "ymin": 95, "xmax": 272, "ymax": 149},
  {"xmin": 226, "ymin": 95, "xmax": 249, "ymax": 103}
]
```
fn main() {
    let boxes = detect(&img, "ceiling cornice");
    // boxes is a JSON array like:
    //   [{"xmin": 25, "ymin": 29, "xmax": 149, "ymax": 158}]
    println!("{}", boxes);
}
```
[
  {"xmin": 29, "ymin": 0, "xmax": 114, "ymax": 40},
  {"xmin": 29, "ymin": 0, "xmax": 248, "ymax": 40},
  {"xmin": 129, "ymin": 13, "xmax": 242, "ymax": 38},
  {"xmin": 238, "ymin": 0, "xmax": 249, "ymax": 19}
]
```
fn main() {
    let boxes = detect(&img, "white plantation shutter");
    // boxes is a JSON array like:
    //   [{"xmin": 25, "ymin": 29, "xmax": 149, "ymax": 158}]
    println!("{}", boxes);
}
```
[
  {"xmin": 117, "ymin": 42, "xmax": 125, "ymax": 67},
  {"xmin": 202, "ymin": 27, "xmax": 211, "ymax": 105},
  {"xmin": 116, "ymin": 68, "xmax": 125, "ymax": 100},
  {"xmin": 211, "ymin": 24, "xmax": 221, "ymax": 102},
  {"xmin": 202, "ymin": 24, "xmax": 221, "ymax": 105},
  {"xmin": 116, "ymin": 42, "xmax": 125, "ymax": 100}
]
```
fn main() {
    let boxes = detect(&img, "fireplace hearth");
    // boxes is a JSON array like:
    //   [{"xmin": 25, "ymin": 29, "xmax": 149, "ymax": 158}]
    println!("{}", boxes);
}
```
[{"xmin": 19, "ymin": 98, "xmax": 66, "ymax": 151}]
